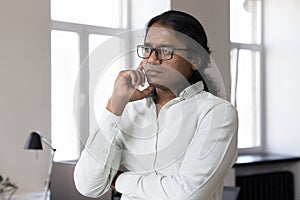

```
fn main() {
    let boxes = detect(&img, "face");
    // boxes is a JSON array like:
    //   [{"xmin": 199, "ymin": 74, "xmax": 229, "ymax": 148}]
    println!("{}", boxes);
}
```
[{"xmin": 141, "ymin": 23, "xmax": 194, "ymax": 93}]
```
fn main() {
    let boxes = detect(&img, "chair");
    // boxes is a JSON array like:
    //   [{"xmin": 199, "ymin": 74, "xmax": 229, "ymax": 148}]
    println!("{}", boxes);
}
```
[{"xmin": 222, "ymin": 186, "xmax": 240, "ymax": 200}]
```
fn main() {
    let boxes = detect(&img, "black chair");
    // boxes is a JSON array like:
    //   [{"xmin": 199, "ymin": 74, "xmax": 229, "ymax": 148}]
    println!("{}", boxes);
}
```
[{"xmin": 222, "ymin": 186, "xmax": 240, "ymax": 200}]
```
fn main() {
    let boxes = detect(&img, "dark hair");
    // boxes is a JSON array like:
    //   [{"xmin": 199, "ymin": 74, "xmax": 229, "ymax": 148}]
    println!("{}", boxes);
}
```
[{"xmin": 146, "ymin": 10, "xmax": 211, "ymax": 91}]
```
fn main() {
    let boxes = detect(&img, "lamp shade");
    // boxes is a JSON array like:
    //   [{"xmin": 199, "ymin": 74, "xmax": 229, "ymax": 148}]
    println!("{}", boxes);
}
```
[{"xmin": 24, "ymin": 131, "xmax": 43, "ymax": 150}]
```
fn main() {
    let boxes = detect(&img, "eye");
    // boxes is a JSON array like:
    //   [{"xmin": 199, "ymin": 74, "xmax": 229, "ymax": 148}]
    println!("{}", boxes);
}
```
[
  {"xmin": 161, "ymin": 47, "xmax": 173, "ymax": 55},
  {"xmin": 143, "ymin": 46, "xmax": 152, "ymax": 54}
]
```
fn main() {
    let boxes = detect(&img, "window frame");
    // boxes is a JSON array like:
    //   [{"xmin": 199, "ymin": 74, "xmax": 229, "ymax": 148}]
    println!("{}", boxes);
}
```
[
  {"xmin": 51, "ymin": 5, "xmax": 129, "ymax": 160},
  {"xmin": 231, "ymin": 42, "xmax": 265, "ymax": 154},
  {"xmin": 230, "ymin": 0, "xmax": 265, "ymax": 153}
]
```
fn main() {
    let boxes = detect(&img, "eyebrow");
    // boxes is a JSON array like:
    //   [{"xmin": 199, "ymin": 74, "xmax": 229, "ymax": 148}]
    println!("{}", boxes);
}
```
[{"xmin": 143, "ymin": 42, "xmax": 174, "ymax": 48}]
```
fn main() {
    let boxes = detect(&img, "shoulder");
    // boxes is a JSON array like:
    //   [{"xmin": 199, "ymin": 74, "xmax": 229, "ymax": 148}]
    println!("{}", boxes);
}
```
[{"xmin": 195, "ymin": 91, "xmax": 238, "ymax": 119}]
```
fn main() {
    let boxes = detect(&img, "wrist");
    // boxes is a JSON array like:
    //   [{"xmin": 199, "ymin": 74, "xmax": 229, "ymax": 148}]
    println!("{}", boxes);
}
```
[{"xmin": 106, "ymin": 96, "xmax": 128, "ymax": 116}]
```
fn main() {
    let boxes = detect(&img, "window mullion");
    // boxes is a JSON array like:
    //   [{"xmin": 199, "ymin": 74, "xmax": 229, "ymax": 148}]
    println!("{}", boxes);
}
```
[
  {"xmin": 78, "ymin": 30, "xmax": 90, "ymax": 151},
  {"xmin": 231, "ymin": 48, "xmax": 240, "ymax": 107},
  {"xmin": 231, "ymin": 42, "xmax": 262, "ymax": 51},
  {"xmin": 52, "ymin": 20, "xmax": 127, "ymax": 36}
]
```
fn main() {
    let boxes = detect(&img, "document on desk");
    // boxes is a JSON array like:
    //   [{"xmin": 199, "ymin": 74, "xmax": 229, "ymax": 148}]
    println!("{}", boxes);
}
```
[{"xmin": 11, "ymin": 192, "xmax": 49, "ymax": 200}]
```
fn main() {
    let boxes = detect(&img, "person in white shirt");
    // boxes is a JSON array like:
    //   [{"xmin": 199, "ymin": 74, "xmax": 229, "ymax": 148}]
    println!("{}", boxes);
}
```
[{"xmin": 74, "ymin": 10, "xmax": 238, "ymax": 200}]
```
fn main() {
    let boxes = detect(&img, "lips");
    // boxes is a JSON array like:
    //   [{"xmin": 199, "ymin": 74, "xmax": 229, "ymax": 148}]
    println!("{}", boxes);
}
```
[
  {"xmin": 143, "ymin": 65, "xmax": 163, "ymax": 77},
  {"xmin": 145, "ymin": 69, "xmax": 162, "ymax": 76}
]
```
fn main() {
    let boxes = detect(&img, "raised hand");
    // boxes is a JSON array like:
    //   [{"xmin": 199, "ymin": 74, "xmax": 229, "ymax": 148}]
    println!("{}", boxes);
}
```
[{"xmin": 106, "ymin": 64, "xmax": 154, "ymax": 115}]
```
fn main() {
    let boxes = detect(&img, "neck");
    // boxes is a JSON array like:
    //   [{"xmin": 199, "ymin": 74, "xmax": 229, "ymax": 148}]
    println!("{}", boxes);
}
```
[{"xmin": 154, "ymin": 88, "xmax": 177, "ymax": 106}]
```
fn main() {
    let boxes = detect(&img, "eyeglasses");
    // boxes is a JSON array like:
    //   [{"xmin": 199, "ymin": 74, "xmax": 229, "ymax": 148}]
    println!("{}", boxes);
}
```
[{"xmin": 137, "ymin": 45, "xmax": 188, "ymax": 61}]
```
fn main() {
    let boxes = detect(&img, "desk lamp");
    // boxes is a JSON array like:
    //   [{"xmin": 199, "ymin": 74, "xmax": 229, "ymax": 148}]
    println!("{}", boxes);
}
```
[{"xmin": 24, "ymin": 131, "xmax": 56, "ymax": 200}]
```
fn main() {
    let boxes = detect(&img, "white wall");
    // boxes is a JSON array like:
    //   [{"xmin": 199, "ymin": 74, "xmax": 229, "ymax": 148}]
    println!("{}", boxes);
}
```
[
  {"xmin": 171, "ymin": 0, "xmax": 231, "ymax": 99},
  {"xmin": 259, "ymin": 1, "xmax": 300, "ymax": 199},
  {"xmin": 130, "ymin": 0, "xmax": 171, "ymax": 30},
  {"xmin": 264, "ymin": 0, "xmax": 300, "ymax": 156},
  {"xmin": 0, "ymin": 0, "xmax": 51, "ymax": 193}
]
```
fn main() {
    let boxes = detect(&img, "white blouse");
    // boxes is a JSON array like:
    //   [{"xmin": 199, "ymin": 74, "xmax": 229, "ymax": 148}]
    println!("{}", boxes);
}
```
[{"xmin": 74, "ymin": 81, "xmax": 238, "ymax": 200}]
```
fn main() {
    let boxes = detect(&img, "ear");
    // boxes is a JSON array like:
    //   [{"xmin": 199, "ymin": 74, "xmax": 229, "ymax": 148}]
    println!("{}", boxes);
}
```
[{"xmin": 191, "ymin": 56, "xmax": 202, "ymax": 70}]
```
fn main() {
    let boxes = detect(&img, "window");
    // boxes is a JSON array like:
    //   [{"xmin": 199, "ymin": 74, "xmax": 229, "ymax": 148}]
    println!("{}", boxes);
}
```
[
  {"xmin": 230, "ymin": 0, "xmax": 263, "ymax": 150},
  {"xmin": 51, "ymin": 30, "xmax": 80, "ymax": 161},
  {"xmin": 51, "ymin": 0, "xmax": 170, "ymax": 161}
]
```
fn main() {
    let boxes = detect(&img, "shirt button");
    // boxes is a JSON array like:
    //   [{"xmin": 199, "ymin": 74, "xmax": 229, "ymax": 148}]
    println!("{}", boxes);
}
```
[{"xmin": 112, "ymin": 122, "xmax": 117, "ymax": 128}]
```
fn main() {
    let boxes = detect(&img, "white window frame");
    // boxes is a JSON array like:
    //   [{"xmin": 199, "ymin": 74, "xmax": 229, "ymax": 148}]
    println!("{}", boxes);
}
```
[
  {"xmin": 231, "ymin": 43, "xmax": 264, "ymax": 153},
  {"xmin": 230, "ymin": 0, "xmax": 265, "ymax": 153},
  {"xmin": 51, "ymin": 4, "xmax": 129, "ymax": 159}
]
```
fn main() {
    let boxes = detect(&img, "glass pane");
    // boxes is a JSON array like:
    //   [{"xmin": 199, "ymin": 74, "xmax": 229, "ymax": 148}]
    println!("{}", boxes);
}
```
[
  {"xmin": 89, "ymin": 34, "xmax": 112, "ymax": 53},
  {"xmin": 89, "ymin": 34, "xmax": 123, "ymax": 134},
  {"xmin": 231, "ymin": 49, "xmax": 261, "ymax": 148},
  {"xmin": 51, "ymin": 30, "xmax": 80, "ymax": 161},
  {"xmin": 230, "ymin": 0, "xmax": 261, "ymax": 44},
  {"xmin": 51, "ymin": 0, "xmax": 123, "ymax": 28}
]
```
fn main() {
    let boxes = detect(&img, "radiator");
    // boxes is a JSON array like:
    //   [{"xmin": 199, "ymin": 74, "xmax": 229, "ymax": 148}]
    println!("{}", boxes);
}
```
[{"xmin": 236, "ymin": 171, "xmax": 294, "ymax": 200}]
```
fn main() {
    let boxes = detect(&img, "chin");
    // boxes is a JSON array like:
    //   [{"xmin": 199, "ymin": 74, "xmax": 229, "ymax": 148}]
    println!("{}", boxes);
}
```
[{"xmin": 148, "ymin": 81, "xmax": 171, "ymax": 91}]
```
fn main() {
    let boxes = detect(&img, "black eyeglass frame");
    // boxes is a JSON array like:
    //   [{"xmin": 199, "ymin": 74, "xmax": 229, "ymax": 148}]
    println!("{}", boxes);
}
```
[{"xmin": 137, "ymin": 45, "xmax": 188, "ymax": 61}]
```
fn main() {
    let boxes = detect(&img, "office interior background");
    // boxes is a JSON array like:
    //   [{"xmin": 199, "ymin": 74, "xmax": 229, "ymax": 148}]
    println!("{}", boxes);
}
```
[{"xmin": 1, "ymin": 0, "xmax": 300, "ymax": 199}]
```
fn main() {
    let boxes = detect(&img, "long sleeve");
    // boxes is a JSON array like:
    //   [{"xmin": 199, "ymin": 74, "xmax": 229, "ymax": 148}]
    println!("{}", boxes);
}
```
[
  {"xmin": 115, "ymin": 103, "xmax": 238, "ymax": 200},
  {"xmin": 73, "ymin": 109, "xmax": 123, "ymax": 198}
]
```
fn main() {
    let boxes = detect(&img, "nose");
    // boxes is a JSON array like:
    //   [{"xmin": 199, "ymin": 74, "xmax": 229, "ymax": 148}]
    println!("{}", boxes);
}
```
[{"xmin": 147, "ymin": 49, "xmax": 161, "ymax": 64}]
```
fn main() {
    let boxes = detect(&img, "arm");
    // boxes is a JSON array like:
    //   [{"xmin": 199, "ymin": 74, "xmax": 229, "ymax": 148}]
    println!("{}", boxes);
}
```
[
  {"xmin": 115, "ymin": 103, "xmax": 238, "ymax": 200},
  {"xmin": 74, "ymin": 67, "xmax": 153, "ymax": 197},
  {"xmin": 73, "ymin": 109, "xmax": 123, "ymax": 198}
]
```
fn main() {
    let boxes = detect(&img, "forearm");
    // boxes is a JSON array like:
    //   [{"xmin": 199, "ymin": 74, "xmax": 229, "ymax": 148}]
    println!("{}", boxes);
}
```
[
  {"xmin": 116, "ymin": 172, "xmax": 196, "ymax": 200},
  {"xmin": 74, "ymin": 149, "xmax": 119, "ymax": 197},
  {"xmin": 106, "ymin": 96, "xmax": 128, "ymax": 116},
  {"xmin": 115, "ymin": 142, "xmax": 236, "ymax": 200},
  {"xmin": 116, "ymin": 148, "xmax": 236, "ymax": 200},
  {"xmin": 74, "ymin": 110, "xmax": 123, "ymax": 197}
]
